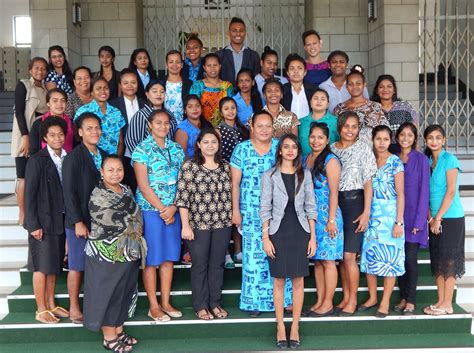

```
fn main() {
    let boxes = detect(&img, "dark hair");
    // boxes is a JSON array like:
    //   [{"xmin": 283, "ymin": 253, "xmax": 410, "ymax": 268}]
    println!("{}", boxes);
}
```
[
  {"xmin": 29, "ymin": 57, "xmax": 48, "ymax": 70},
  {"xmin": 166, "ymin": 50, "xmax": 183, "ymax": 62},
  {"xmin": 337, "ymin": 111, "xmax": 360, "ymax": 134},
  {"xmin": 372, "ymin": 124, "xmax": 392, "ymax": 141},
  {"xmin": 229, "ymin": 17, "xmax": 245, "ymax": 29},
  {"xmin": 73, "ymin": 66, "xmax": 92, "ymax": 80},
  {"xmin": 423, "ymin": 124, "xmax": 445, "ymax": 158},
  {"xmin": 101, "ymin": 154, "xmax": 123, "ymax": 168},
  {"xmin": 262, "ymin": 78, "xmax": 284, "ymax": 94},
  {"xmin": 118, "ymin": 68, "xmax": 139, "ymax": 83},
  {"xmin": 46, "ymin": 88, "xmax": 67, "ymax": 103},
  {"xmin": 193, "ymin": 128, "xmax": 223, "ymax": 166},
  {"xmin": 128, "ymin": 48, "xmax": 157, "ymax": 79},
  {"xmin": 218, "ymin": 97, "xmax": 250, "ymax": 140},
  {"xmin": 90, "ymin": 76, "xmax": 109, "ymax": 93},
  {"xmin": 98, "ymin": 46, "xmax": 116, "ymax": 76},
  {"xmin": 251, "ymin": 110, "xmax": 273, "ymax": 126},
  {"xmin": 284, "ymin": 53, "xmax": 306, "ymax": 72},
  {"xmin": 327, "ymin": 50, "xmax": 349, "ymax": 64},
  {"xmin": 371, "ymin": 74, "xmax": 399, "ymax": 102},
  {"xmin": 274, "ymin": 133, "xmax": 304, "ymax": 193},
  {"xmin": 302, "ymin": 29, "xmax": 321, "ymax": 44},
  {"xmin": 186, "ymin": 35, "xmax": 203, "ymax": 48},
  {"xmin": 396, "ymin": 122, "xmax": 418, "ymax": 150},
  {"xmin": 235, "ymin": 69, "xmax": 263, "ymax": 113},
  {"xmin": 147, "ymin": 109, "xmax": 171, "ymax": 123},
  {"xmin": 203, "ymin": 53, "xmax": 221, "ymax": 66},
  {"xmin": 183, "ymin": 94, "xmax": 211, "ymax": 128},
  {"xmin": 309, "ymin": 122, "xmax": 332, "ymax": 181},
  {"xmin": 39, "ymin": 116, "xmax": 68, "ymax": 142},
  {"xmin": 311, "ymin": 88, "xmax": 330, "ymax": 103},
  {"xmin": 75, "ymin": 112, "xmax": 102, "ymax": 131},
  {"xmin": 47, "ymin": 45, "xmax": 73, "ymax": 87},
  {"xmin": 145, "ymin": 79, "xmax": 166, "ymax": 92},
  {"xmin": 346, "ymin": 64, "xmax": 365, "ymax": 83},
  {"xmin": 261, "ymin": 46, "xmax": 278, "ymax": 62}
]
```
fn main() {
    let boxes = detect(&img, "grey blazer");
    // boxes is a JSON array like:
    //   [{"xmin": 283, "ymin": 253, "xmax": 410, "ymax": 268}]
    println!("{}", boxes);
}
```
[{"xmin": 260, "ymin": 167, "xmax": 317, "ymax": 234}]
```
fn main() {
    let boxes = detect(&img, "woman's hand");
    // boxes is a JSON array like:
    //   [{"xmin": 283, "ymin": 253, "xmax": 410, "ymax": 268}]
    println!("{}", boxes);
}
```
[
  {"xmin": 354, "ymin": 212, "xmax": 370, "ymax": 233},
  {"xmin": 181, "ymin": 224, "xmax": 194, "ymax": 241},
  {"xmin": 160, "ymin": 205, "xmax": 177, "ymax": 223},
  {"xmin": 411, "ymin": 228, "xmax": 419, "ymax": 235},
  {"xmin": 325, "ymin": 222, "xmax": 338, "ymax": 238},
  {"xmin": 429, "ymin": 218, "xmax": 442, "ymax": 235},
  {"xmin": 31, "ymin": 228, "xmax": 43, "ymax": 240},
  {"xmin": 20, "ymin": 135, "xmax": 29, "ymax": 157},
  {"xmin": 307, "ymin": 237, "xmax": 317, "ymax": 258},
  {"xmin": 75, "ymin": 222, "xmax": 89, "ymax": 238},
  {"xmin": 392, "ymin": 224, "xmax": 404, "ymax": 238},
  {"xmin": 263, "ymin": 238, "xmax": 276, "ymax": 259},
  {"xmin": 232, "ymin": 210, "xmax": 242, "ymax": 230}
]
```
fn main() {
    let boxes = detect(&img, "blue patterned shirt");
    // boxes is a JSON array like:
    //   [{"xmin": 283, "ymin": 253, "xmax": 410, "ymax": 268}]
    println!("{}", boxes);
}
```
[
  {"xmin": 89, "ymin": 150, "xmax": 102, "ymax": 171},
  {"xmin": 45, "ymin": 70, "xmax": 73, "ymax": 94},
  {"xmin": 132, "ymin": 135, "xmax": 185, "ymax": 211},
  {"xmin": 74, "ymin": 100, "xmax": 126, "ymax": 154},
  {"xmin": 184, "ymin": 58, "xmax": 201, "ymax": 83}
]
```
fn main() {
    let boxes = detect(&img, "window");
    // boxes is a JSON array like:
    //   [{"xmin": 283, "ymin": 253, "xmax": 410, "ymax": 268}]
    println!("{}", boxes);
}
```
[{"xmin": 14, "ymin": 16, "xmax": 31, "ymax": 47}]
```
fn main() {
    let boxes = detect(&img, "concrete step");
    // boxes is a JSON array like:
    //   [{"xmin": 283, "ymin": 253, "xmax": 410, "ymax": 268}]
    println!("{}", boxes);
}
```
[
  {"xmin": 0, "ymin": 143, "xmax": 10, "ymax": 155},
  {"xmin": 0, "ymin": 155, "xmax": 14, "ymax": 166},
  {"xmin": 466, "ymin": 231, "xmax": 474, "ymax": 254},
  {"xmin": 0, "ymin": 205, "xmax": 18, "ymax": 223},
  {"xmin": 0, "ymin": 245, "xmax": 27, "ymax": 264},
  {"xmin": 0, "ymin": 167, "xmax": 15, "ymax": 179},
  {"xmin": 0, "ymin": 180, "xmax": 15, "ymax": 194},
  {"xmin": 0, "ymin": 132, "xmax": 11, "ymax": 143}
]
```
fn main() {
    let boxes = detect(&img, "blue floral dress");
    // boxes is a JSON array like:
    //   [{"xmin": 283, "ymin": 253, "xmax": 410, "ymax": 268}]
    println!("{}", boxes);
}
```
[
  {"xmin": 230, "ymin": 139, "xmax": 292, "ymax": 311},
  {"xmin": 305, "ymin": 153, "xmax": 344, "ymax": 260},
  {"xmin": 165, "ymin": 81, "xmax": 184, "ymax": 124},
  {"xmin": 360, "ymin": 154, "xmax": 405, "ymax": 277}
]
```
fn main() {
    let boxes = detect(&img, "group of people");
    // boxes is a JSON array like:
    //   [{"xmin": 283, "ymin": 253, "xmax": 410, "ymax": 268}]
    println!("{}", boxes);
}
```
[{"xmin": 12, "ymin": 16, "xmax": 465, "ymax": 352}]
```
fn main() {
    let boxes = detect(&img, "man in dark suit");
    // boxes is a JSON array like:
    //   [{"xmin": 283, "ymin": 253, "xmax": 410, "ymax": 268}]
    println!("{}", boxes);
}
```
[{"xmin": 216, "ymin": 17, "xmax": 260, "ymax": 86}]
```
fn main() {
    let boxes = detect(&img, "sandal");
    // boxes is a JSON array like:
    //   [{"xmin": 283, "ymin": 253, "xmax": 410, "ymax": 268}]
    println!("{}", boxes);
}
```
[
  {"xmin": 195, "ymin": 309, "xmax": 214, "ymax": 321},
  {"xmin": 426, "ymin": 307, "xmax": 453, "ymax": 316},
  {"xmin": 147, "ymin": 309, "xmax": 170, "ymax": 322},
  {"xmin": 35, "ymin": 310, "xmax": 60, "ymax": 324},
  {"xmin": 50, "ymin": 306, "xmax": 70, "ymax": 318},
  {"xmin": 117, "ymin": 331, "xmax": 139, "ymax": 345},
  {"xmin": 211, "ymin": 305, "xmax": 229, "ymax": 319},
  {"xmin": 70, "ymin": 316, "xmax": 83, "ymax": 324},
  {"xmin": 103, "ymin": 337, "xmax": 133, "ymax": 352}
]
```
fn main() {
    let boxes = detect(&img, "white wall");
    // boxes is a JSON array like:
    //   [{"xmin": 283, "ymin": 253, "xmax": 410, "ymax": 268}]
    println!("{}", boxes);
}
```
[{"xmin": 0, "ymin": 0, "xmax": 30, "ymax": 47}]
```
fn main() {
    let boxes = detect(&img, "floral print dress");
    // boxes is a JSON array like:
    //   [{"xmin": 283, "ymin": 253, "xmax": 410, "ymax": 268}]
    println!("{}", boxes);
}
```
[
  {"xmin": 190, "ymin": 80, "xmax": 233, "ymax": 127},
  {"xmin": 360, "ymin": 154, "xmax": 405, "ymax": 277}
]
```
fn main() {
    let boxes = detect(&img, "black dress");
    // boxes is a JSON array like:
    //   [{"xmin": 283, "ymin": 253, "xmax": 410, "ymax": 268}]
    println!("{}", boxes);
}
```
[{"xmin": 268, "ymin": 172, "xmax": 310, "ymax": 279}]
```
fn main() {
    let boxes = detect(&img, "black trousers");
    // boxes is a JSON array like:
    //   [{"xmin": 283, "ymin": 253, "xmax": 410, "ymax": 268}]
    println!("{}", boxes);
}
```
[
  {"xmin": 397, "ymin": 242, "xmax": 420, "ymax": 304},
  {"xmin": 186, "ymin": 227, "xmax": 232, "ymax": 312},
  {"xmin": 123, "ymin": 156, "xmax": 137, "ymax": 194}
]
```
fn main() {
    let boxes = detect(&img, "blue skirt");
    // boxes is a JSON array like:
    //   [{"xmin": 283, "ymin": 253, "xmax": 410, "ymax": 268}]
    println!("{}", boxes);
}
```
[
  {"xmin": 66, "ymin": 227, "xmax": 87, "ymax": 271},
  {"xmin": 143, "ymin": 210, "xmax": 181, "ymax": 266}
]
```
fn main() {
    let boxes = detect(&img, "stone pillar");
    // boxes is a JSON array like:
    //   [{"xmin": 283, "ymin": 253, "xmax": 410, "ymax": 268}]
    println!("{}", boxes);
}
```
[
  {"xmin": 368, "ymin": 0, "xmax": 419, "ymax": 110},
  {"xmin": 304, "ymin": 0, "xmax": 369, "ymax": 70}
]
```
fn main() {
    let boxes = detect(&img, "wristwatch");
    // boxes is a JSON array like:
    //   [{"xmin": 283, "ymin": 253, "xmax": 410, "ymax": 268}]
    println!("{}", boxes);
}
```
[
  {"xmin": 329, "ymin": 219, "xmax": 336, "ymax": 224},
  {"xmin": 394, "ymin": 221, "xmax": 404, "ymax": 226}
]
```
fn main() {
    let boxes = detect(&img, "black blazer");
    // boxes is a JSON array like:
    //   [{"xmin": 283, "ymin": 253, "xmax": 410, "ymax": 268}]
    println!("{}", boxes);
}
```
[
  {"xmin": 62, "ymin": 143, "xmax": 106, "ymax": 230},
  {"xmin": 24, "ymin": 148, "xmax": 64, "ymax": 235},
  {"xmin": 216, "ymin": 47, "xmax": 260, "ymax": 86},
  {"xmin": 109, "ymin": 96, "xmax": 147, "ymax": 139},
  {"xmin": 135, "ymin": 69, "xmax": 158, "ymax": 100},
  {"xmin": 281, "ymin": 82, "xmax": 318, "ymax": 113},
  {"xmin": 181, "ymin": 58, "xmax": 205, "ymax": 82}
]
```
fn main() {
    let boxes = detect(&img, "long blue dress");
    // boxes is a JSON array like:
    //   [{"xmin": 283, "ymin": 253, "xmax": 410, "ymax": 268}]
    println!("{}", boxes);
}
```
[
  {"xmin": 305, "ymin": 153, "xmax": 344, "ymax": 260},
  {"xmin": 230, "ymin": 139, "xmax": 292, "ymax": 311},
  {"xmin": 360, "ymin": 154, "xmax": 405, "ymax": 277}
]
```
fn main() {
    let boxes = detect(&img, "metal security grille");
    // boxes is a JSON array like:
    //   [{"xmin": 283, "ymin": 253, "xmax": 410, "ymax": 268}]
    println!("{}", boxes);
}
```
[
  {"xmin": 419, "ymin": 0, "xmax": 473, "ymax": 153},
  {"xmin": 143, "ymin": 0, "xmax": 304, "ymax": 73}
]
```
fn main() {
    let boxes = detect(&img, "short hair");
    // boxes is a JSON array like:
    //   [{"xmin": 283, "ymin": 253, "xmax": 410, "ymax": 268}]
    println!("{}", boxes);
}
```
[
  {"xmin": 29, "ymin": 57, "xmax": 48, "ymax": 70},
  {"xmin": 118, "ymin": 68, "xmax": 138, "ymax": 83},
  {"xmin": 46, "ymin": 88, "xmax": 67, "ymax": 103},
  {"xmin": 203, "ymin": 53, "xmax": 221, "ymax": 66},
  {"xmin": 261, "ymin": 46, "xmax": 278, "ymax": 62},
  {"xmin": 311, "ymin": 88, "xmax": 329, "ymax": 102},
  {"xmin": 262, "ymin": 77, "xmax": 284, "ymax": 94},
  {"xmin": 229, "ymin": 17, "xmax": 245, "ymax": 29},
  {"xmin": 73, "ymin": 66, "xmax": 92, "ymax": 79},
  {"xmin": 302, "ymin": 29, "xmax": 321, "ymax": 44},
  {"xmin": 145, "ymin": 79, "xmax": 166, "ymax": 92},
  {"xmin": 251, "ymin": 110, "xmax": 273, "ymax": 126},
  {"xmin": 147, "ymin": 109, "xmax": 172, "ymax": 123},
  {"xmin": 75, "ymin": 112, "xmax": 101, "ymax": 131},
  {"xmin": 186, "ymin": 35, "xmax": 203, "ymax": 48},
  {"xmin": 101, "ymin": 154, "xmax": 123, "ymax": 168},
  {"xmin": 284, "ymin": 53, "xmax": 306, "ymax": 71},
  {"xmin": 327, "ymin": 50, "xmax": 349, "ymax": 63},
  {"xmin": 337, "ymin": 111, "xmax": 360, "ymax": 133},
  {"xmin": 39, "ymin": 116, "xmax": 68, "ymax": 142}
]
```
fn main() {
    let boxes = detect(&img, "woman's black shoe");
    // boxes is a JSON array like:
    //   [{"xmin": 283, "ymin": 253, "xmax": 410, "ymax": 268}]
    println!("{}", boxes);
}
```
[
  {"xmin": 289, "ymin": 339, "xmax": 300, "ymax": 349},
  {"xmin": 276, "ymin": 340, "xmax": 288, "ymax": 349}
]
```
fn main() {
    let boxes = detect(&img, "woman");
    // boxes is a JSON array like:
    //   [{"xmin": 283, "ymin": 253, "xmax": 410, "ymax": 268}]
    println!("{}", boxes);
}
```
[
  {"xmin": 176, "ymin": 129, "xmax": 233, "ymax": 320},
  {"xmin": 45, "ymin": 45, "xmax": 74, "ymax": 95},
  {"xmin": 125, "ymin": 80, "xmax": 176, "ymax": 156},
  {"xmin": 258, "ymin": 78, "xmax": 299, "ymax": 138},
  {"xmin": 260, "ymin": 134, "xmax": 317, "ymax": 349},
  {"xmin": 65, "ymin": 66, "xmax": 93, "ymax": 119},
  {"xmin": 75, "ymin": 77, "xmax": 126, "ymax": 155},
  {"xmin": 11, "ymin": 57, "xmax": 48, "ymax": 225},
  {"xmin": 29, "ymin": 88, "xmax": 74, "ymax": 155},
  {"xmin": 24, "ymin": 117, "xmax": 69, "ymax": 324},
  {"xmin": 84, "ymin": 155, "xmax": 146, "ymax": 352},
  {"xmin": 94, "ymin": 46, "xmax": 120, "ymax": 100},
  {"xmin": 331, "ymin": 112, "xmax": 376, "ymax": 316},
  {"xmin": 164, "ymin": 50, "xmax": 192, "ymax": 125},
  {"xmin": 371, "ymin": 74, "xmax": 418, "ymax": 152},
  {"xmin": 233, "ymin": 69, "xmax": 262, "ymax": 125},
  {"xmin": 282, "ymin": 53, "xmax": 318, "ymax": 119},
  {"xmin": 303, "ymin": 122, "xmax": 344, "ymax": 317},
  {"xmin": 302, "ymin": 30, "xmax": 331, "ymax": 86},
  {"xmin": 175, "ymin": 95, "xmax": 211, "ymax": 159},
  {"xmin": 359, "ymin": 125, "xmax": 405, "ymax": 318},
  {"xmin": 393, "ymin": 122, "xmax": 430, "ymax": 315},
  {"xmin": 190, "ymin": 53, "xmax": 233, "ymax": 127},
  {"xmin": 128, "ymin": 48, "xmax": 158, "ymax": 100},
  {"xmin": 333, "ymin": 66, "xmax": 388, "ymax": 145},
  {"xmin": 182, "ymin": 35, "xmax": 204, "ymax": 83},
  {"xmin": 319, "ymin": 51, "xmax": 370, "ymax": 114},
  {"xmin": 230, "ymin": 111, "xmax": 292, "ymax": 316},
  {"xmin": 132, "ymin": 110, "xmax": 185, "ymax": 322},
  {"xmin": 423, "ymin": 125, "xmax": 465, "ymax": 316},
  {"xmin": 298, "ymin": 89, "xmax": 339, "ymax": 157},
  {"xmin": 255, "ymin": 46, "xmax": 288, "ymax": 102},
  {"xmin": 63, "ymin": 112, "xmax": 106, "ymax": 325}
]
